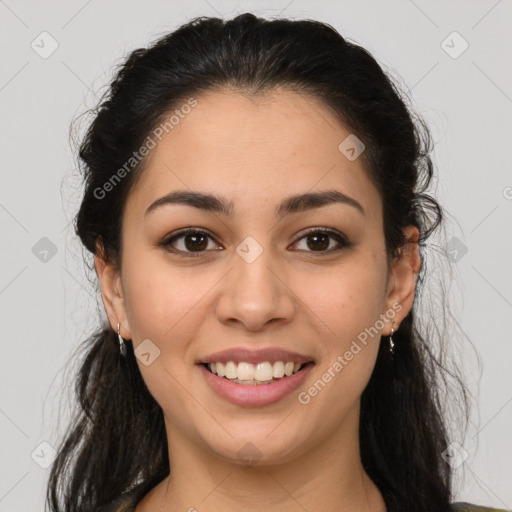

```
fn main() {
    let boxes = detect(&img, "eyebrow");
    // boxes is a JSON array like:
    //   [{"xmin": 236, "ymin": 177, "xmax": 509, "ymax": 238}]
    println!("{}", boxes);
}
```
[{"xmin": 145, "ymin": 189, "xmax": 365, "ymax": 218}]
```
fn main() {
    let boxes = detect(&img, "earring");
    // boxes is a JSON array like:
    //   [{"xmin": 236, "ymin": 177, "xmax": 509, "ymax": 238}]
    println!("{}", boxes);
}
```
[
  {"xmin": 117, "ymin": 322, "xmax": 127, "ymax": 358},
  {"xmin": 389, "ymin": 324, "xmax": 395, "ymax": 357}
]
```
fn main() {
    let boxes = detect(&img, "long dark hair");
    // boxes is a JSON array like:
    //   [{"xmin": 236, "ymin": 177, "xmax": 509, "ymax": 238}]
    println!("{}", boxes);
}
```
[{"xmin": 46, "ymin": 13, "xmax": 469, "ymax": 512}]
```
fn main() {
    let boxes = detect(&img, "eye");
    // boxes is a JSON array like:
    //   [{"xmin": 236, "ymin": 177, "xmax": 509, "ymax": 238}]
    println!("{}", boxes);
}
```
[
  {"xmin": 291, "ymin": 228, "xmax": 352, "ymax": 254},
  {"xmin": 159, "ymin": 228, "xmax": 221, "ymax": 257},
  {"xmin": 159, "ymin": 227, "xmax": 352, "ymax": 258}
]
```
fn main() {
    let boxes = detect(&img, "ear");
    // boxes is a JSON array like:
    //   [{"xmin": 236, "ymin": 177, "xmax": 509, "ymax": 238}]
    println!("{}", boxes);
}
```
[
  {"xmin": 383, "ymin": 225, "xmax": 422, "ymax": 335},
  {"xmin": 94, "ymin": 239, "xmax": 131, "ymax": 339}
]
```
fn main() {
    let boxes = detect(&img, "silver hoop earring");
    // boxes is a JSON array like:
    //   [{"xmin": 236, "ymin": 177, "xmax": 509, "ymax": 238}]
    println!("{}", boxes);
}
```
[{"xmin": 117, "ymin": 322, "xmax": 127, "ymax": 358}]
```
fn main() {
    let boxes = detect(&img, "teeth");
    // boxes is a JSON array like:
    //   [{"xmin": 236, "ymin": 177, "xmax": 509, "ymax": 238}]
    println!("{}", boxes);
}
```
[
  {"xmin": 272, "ymin": 361, "xmax": 285, "ymax": 378},
  {"xmin": 253, "ymin": 362, "xmax": 272, "ymax": 381},
  {"xmin": 225, "ymin": 361, "xmax": 237, "ymax": 379},
  {"xmin": 207, "ymin": 360, "xmax": 306, "ymax": 382},
  {"xmin": 216, "ymin": 362, "xmax": 226, "ymax": 377}
]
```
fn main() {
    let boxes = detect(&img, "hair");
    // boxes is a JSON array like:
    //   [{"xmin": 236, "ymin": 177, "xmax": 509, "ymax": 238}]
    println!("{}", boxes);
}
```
[{"xmin": 46, "ymin": 12, "xmax": 470, "ymax": 512}]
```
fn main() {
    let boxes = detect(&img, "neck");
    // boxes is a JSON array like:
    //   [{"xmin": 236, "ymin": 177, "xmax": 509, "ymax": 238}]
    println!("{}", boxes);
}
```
[{"xmin": 138, "ymin": 407, "xmax": 387, "ymax": 512}]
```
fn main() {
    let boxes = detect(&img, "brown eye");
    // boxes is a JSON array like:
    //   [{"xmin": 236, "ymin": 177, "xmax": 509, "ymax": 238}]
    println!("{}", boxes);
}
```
[
  {"xmin": 160, "ymin": 228, "xmax": 221, "ymax": 257},
  {"xmin": 292, "ymin": 229, "xmax": 351, "ymax": 254},
  {"xmin": 159, "ymin": 227, "xmax": 351, "ymax": 258},
  {"xmin": 305, "ymin": 232, "xmax": 330, "ymax": 251},
  {"xmin": 181, "ymin": 233, "xmax": 209, "ymax": 252}
]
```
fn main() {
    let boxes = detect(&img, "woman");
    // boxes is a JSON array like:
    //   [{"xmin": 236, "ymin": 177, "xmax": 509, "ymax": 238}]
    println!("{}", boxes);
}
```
[{"xmin": 45, "ymin": 13, "xmax": 506, "ymax": 512}]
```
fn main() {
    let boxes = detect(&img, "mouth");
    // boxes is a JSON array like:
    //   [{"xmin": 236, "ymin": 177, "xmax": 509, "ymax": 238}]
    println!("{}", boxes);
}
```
[
  {"xmin": 195, "ymin": 347, "xmax": 315, "ymax": 405},
  {"xmin": 199, "ymin": 360, "xmax": 315, "ymax": 385},
  {"xmin": 197, "ymin": 359, "xmax": 315, "ymax": 407}
]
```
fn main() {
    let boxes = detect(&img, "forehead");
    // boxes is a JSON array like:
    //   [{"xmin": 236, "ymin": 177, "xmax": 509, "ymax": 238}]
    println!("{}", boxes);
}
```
[{"xmin": 125, "ymin": 88, "xmax": 381, "ymax": 221}]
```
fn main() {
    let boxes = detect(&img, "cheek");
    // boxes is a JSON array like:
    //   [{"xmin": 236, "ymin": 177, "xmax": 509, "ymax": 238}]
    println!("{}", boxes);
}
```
[
  {"xmin": 120, "ymin": 257, "xmax": 201, "ymax": 409},
  {"xmin": 298, "ymin": 258, "xmax": 387, "ymax": 335},
  {"xmin": 295, "ymin": 257, "xmax": 387, "ymax": 387},
  {"xmin": 296, "ymin": 268, "xmax": 385, "ymax": 419},
  {"xmin": 120, "ymin": 251, "xmax": 197, "ymax": 344}
]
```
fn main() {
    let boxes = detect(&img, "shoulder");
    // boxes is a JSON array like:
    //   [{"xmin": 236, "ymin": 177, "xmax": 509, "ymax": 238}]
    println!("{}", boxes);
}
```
[{"xmin": 451, "ymin": 502, "xmax": 510, "ymax": 512}]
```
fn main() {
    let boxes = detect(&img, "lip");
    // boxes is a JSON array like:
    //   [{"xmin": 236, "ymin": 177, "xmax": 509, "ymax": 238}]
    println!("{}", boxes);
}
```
[
  {"xmin": 197, "ymin": 347, "xmax": 314, "ymax": 365},
  {"xmin": 198, "ymin": 361, "xmax": 315, "ymax": 407}
]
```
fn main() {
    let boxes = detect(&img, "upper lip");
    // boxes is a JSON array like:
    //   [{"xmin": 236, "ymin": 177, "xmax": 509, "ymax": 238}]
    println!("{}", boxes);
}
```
[{"xmin": 197, "ymin": 348, "xmax": 315, "ymax": 365}]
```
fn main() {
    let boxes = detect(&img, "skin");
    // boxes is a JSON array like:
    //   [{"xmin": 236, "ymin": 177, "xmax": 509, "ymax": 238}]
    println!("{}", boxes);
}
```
[{"xmin": 95, "ymin": 88, "xmax": 421, "ymax": 512}]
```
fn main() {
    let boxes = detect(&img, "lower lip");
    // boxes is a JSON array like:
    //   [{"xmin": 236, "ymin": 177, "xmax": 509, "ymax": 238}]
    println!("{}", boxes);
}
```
[{"xmin": 198, "ymin": 362, "xmax": 314, "ymax": 407}]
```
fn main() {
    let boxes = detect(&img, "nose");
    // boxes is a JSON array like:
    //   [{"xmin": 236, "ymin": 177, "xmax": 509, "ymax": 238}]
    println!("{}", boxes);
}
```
[{"xmin": 215, "ymin": 245, "xmax": 296, "ymax": 332}]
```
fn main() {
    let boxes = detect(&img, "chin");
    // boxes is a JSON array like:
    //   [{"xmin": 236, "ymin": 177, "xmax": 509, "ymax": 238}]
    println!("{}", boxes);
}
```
[{"xmin": 202, "ymin": 425, "xmax": 309, "ymax": 467}]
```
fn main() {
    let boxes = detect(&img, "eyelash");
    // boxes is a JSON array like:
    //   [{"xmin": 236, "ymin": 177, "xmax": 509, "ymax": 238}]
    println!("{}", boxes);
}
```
[{"xmin": 158, "ymin": 227, "xmax": 352, "ymax": 258}]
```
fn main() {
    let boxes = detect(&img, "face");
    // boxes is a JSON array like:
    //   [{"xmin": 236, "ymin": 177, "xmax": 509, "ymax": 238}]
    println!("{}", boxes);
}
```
[{"xmin": 96, "ymin": 88, "xmax": 419, "ymax": 467}]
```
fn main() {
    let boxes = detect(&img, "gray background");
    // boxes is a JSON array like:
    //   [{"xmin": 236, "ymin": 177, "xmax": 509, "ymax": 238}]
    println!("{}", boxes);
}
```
[{"xmin": 1, "ymin": 0, "xmax": 511, "ymax": 510}]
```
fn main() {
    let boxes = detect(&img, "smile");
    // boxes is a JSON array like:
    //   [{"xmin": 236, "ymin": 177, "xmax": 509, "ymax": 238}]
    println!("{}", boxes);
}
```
[
  {"xmin": 198, "ymin": 361, "xmax": 315, "ymax": 406},
  {"xmin": 206, "ymin": 360, "xmax": 305, "ymax": 384}
]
